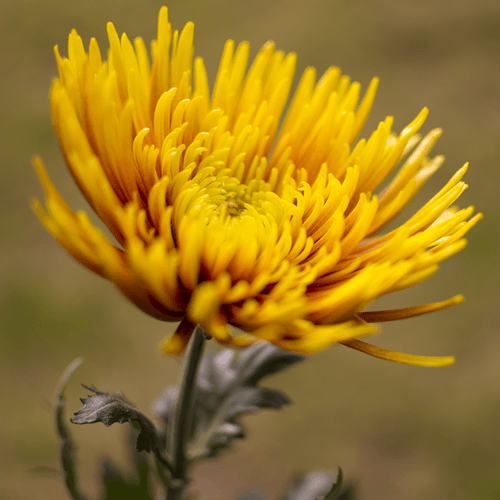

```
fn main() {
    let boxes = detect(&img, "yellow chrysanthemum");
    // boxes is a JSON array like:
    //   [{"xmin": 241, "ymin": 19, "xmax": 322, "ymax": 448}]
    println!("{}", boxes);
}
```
[{"xmin": 33, "ymin": 7, "xmax": 481, "ymax": 365}]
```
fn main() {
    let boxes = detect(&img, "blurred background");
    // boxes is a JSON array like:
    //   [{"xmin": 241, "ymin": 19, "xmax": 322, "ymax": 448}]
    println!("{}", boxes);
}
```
[{"xmin": 1, "ymin": 0, "xmax": 499, "ymax": 498}]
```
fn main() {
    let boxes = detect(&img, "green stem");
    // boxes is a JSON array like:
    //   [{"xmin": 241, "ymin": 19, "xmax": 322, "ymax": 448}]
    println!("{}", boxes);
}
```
[{"xmin": 167, "ymin": 324, "xmax": 206, "ymax": 500}]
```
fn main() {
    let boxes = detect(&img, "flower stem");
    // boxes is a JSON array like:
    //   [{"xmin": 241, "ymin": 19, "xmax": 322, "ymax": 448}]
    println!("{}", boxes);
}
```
[{"xmin": 167, "ymin": 324, "xmax": 206, "ymax": 500}]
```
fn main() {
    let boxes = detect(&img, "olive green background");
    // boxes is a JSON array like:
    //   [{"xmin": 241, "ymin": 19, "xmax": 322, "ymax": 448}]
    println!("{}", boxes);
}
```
[{"xmin": 1, "ymin": 0, "xmax": 499, "ymax": 498}]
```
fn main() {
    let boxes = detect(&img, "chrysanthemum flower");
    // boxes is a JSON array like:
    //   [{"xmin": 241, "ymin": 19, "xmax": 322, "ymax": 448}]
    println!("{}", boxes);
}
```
[{"xmin": 33, "ymin": 7, "xmax": 481, "ymax": 365}]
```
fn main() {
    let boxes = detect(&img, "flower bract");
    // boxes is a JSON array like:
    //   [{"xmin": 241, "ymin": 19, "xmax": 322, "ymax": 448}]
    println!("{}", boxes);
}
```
[{"xmin": 33, "ymin": 6, "xmax": 481, "ymax": 365}]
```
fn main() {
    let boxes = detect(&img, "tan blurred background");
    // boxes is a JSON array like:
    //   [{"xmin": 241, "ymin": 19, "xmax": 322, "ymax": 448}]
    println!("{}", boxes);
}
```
[{"xmin": 1, "ymin": 0, "xmax": 499, "ymax": 498}]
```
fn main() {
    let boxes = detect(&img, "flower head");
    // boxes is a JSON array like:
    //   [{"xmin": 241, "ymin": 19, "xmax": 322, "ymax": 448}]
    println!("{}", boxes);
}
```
[{"xmin": 33, "ymin": 7, "xmax": 481, "ymax": 365}]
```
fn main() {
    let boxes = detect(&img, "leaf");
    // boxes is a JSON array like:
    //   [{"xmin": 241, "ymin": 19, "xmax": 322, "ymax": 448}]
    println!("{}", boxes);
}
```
[
  {"xmin": 319, "ymin": 468, "xmax": 343, "ymax": 500},
  {"xmin": 279, "ymin": 470, "xmax": 342, "ymax": 500},
  {"xmin": 72, "ymin": 385, "xmax": 162, "ymax": 455},
  {"xmin": 154, "ymin": 342, "xmax": 304, "ymax": 459},
  {"xmin": 54, "ymin": 357, "xmax": 86, "ymax": 500}
]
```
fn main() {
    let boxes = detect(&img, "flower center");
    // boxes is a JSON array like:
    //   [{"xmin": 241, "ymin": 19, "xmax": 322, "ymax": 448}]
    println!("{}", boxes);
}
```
[
  {"xmin": 210, "ymin": 176, "xmax": 248, "ymax": 218},
  {"xmin": 179, "ymin": 167, "xmax": 281, "ymax": 223},
  {"xmin": 171, "ymin": 165, "xmax": 299, "ymax": 284}
]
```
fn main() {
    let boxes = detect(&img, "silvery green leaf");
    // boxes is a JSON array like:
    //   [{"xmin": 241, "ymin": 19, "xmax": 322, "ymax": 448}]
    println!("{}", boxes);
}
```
[
  {"xmin": 54, "ymin": 358, "xmax": 86, "ymax": 500},
  {"xmin": 153, "ymin": 386, "xmax": 178, "ymax": 422},
  {"xmin": 72, "ymin": 385, "xmax": 162, "ymax": 454},
  {"xmin": 154, "ymin": 342, "xmax": 304, "ymax": 460},
  {"xmin": 280, "ymin": 470, "xmax": 342, "ymax": 500},
  {"xmin": 319, "ymin": 468, "xmax": 343, "ymax": 500},
  {"xmin": 230, "ymin": 343, "xmax": 306, "ymax": 386}
]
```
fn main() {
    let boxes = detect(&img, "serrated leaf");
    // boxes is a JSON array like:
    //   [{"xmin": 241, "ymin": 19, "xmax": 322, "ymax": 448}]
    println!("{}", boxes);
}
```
[
  {"xmin": 154, "ymin": 342, "xmax": 304, "ymax": 460},
  {"xmin": 72, "ymin": 385, "xmax": 162, "ymax": 454},
  {"xmin": 53, "ymin": 357, "xmax": 86, "ymax": 500},
  {"xmin": 231, "ymin": 343, "xmax": 306, "ymax": 386}
]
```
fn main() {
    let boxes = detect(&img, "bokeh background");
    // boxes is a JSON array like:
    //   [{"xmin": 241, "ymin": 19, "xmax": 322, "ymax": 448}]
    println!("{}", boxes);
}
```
[{"xmin": 1, "ymin": 0, "xmax": 499, "ymax": 498}]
